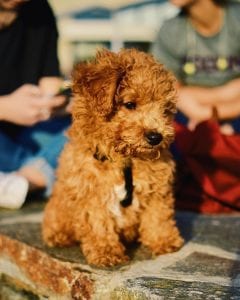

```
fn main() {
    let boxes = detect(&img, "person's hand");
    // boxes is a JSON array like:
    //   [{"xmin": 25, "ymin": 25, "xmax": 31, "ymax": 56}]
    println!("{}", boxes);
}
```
[
  {"xmin": 177, "ymin": 92, "xmax": 212, "ymax": 122},
  {"xmin": 0, "ymin": 84, "xmax": 65, "ymax": 126},
  {"xmin": 39, "ymin": 77, "xmax": 72, "ymax": 116}
]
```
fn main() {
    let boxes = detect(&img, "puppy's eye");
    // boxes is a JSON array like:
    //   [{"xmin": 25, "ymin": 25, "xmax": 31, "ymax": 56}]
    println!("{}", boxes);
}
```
[
  {"xmin": 163, "ymin": 101, "xmax": 176, "ymax": 116},
  {"xmin": 163, "ymin": 108, "xmax": 172, "ymax": 116},
  {"xmin": 124, "ymin": 102, "xmax": 136, "ymax": 110}
]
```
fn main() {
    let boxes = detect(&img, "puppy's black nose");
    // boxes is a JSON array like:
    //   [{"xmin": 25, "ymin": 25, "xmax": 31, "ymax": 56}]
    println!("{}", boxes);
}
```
[{"xmin": 145, "ymin": 131, "xmax": 163, "ymax": 146}]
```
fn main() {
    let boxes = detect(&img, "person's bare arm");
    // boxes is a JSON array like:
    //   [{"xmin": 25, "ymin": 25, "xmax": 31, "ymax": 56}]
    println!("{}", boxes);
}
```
[
  {"xmin": 179, "ymin": 78, "xmax": 240, "ymax": 104},
  {"xmin": 176, "ymin": 84, "xmax": 212, "ymax": 122},
  {"xmin": 177, "ymin": 78, "xmax": 240, "ymax": 122},
  {"xmin": 0, "ymin": 84, "xmax": 65, "ymax": 126},
  {"xmin": 216, "ymin": 100, "xmax": 240, "ymax": 119}
]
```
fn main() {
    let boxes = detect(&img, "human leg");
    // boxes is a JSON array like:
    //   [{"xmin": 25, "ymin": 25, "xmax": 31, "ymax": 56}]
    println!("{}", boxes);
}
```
[
  {"xmin": 0, "ymin": 117, "xmax": 70, "ymax": 209},
  {"xmin": 0, "ymin": 124, "xmax": 35, "ymax": 172},
  {"xmin": 16, "ymin": 116, "xmax": 70, "ymax": 193},
  {"xmin": 0, "ymin": 125, "xmax": 32, "ymax": 208},
  {"xmin": 19, "ymin": 129, "xmax": 69, "ymax": 196}
]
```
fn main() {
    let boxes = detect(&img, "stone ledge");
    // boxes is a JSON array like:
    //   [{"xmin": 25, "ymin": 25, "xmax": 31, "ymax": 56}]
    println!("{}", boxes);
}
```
[
  {"xmin": 0, "ymin": 234, "xmax": 93, "ymax": 299},
  {"xmin": 0, "ymin": 204, "xmax": 240, "ymax": 299}
]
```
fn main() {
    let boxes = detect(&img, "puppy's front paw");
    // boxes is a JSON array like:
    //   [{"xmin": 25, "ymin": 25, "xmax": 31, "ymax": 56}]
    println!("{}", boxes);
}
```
[
  {"xmin": 88, "ymin": 252, "xmax": 129, "ymax": 267},
  {"xmin": 150, "ymin": 235, "xmax": 184, "ymax": 255},
  {"xmin": 42, "ymin": 225, "xmax": 75, "ymax": 247},
  {"xmin": 83, "ymin": 244, "xmax": 129, "ymax": 267},
  {"xmin": 140, "ymin": 226, "xmax": 184, "ymax": 255}
]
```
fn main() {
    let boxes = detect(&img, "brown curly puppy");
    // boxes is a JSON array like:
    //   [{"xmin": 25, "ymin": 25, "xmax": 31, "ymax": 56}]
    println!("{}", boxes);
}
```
[{"xmin": 42, "ymin": 48, "xmax": 184, "ymax": 267}]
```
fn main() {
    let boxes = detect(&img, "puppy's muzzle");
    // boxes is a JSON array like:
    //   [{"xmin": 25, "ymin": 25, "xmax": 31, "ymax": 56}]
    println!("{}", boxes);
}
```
[{"xmin": 145, "ymin": 131, "xmax": 163, "ymax": 146}]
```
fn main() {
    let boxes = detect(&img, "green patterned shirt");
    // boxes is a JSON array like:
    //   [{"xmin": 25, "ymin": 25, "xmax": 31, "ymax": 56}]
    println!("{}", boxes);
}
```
[{"xmin": 151, "ymin": 2, "xmax": 240, "ymax": 87}]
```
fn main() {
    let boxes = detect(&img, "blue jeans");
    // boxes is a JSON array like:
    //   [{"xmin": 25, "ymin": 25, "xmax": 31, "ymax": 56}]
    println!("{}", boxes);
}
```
[{"xmin": 0, "ymin": 116, "xmax": 70, "ymax": 195}]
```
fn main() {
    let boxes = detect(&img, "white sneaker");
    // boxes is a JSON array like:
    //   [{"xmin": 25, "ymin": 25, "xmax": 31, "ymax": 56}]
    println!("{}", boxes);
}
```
[{"xmin": 0, "ymin": 173, "xmax": 29, "ymax": 209}]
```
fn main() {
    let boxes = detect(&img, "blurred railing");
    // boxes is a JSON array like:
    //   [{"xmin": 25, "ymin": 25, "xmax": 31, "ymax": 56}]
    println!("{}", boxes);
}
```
[{"xmin": 53, "ymin": 1, "xmax": 178, "ymax": 77}]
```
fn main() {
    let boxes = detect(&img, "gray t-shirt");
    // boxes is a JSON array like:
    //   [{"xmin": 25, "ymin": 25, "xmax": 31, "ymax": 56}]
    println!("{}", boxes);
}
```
[{"xmin": 151, "ymin": 2, "xmax": 240, "ymax": 87}]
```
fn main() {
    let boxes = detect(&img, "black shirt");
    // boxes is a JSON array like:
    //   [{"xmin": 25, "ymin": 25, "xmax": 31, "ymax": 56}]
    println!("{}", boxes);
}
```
[{"xmin": 0, "ymin": 0, "xmax": 60, "ymax": 95}]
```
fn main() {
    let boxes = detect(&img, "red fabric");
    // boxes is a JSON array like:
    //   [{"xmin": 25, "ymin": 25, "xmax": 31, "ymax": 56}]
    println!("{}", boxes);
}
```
[{"xmin": 174, "ymin": 120, "xmax": 240, "ymax": 214}]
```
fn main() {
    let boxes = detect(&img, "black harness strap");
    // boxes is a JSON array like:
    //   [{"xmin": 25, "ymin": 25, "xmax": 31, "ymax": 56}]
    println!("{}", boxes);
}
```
[
  {"xmin": 93, "ymin": 149, "xmax": 134, "ymax": 208},
  {"xmin": 120, "ymin": 165, "xmax": 134, "ymax": 207}
]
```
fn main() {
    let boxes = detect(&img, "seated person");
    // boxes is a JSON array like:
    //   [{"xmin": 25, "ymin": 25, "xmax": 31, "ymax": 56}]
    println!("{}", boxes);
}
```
[
  {"xmin": 151, "ymin": 0, "xmax": 240, "ymax": 213},
  {"xmin": 0, "ymin": 0, "xmax": 71, "ymax": 209},
  {"xmin": 151, "ymin": 0, "xmax": 240, "ymax": 134}
]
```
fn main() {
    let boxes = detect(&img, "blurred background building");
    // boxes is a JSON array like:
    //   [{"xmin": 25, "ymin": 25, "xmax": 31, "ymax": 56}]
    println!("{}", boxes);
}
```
[{"xmin": 48, "ymin": 0, "xmax": 178, "ymax": 77}]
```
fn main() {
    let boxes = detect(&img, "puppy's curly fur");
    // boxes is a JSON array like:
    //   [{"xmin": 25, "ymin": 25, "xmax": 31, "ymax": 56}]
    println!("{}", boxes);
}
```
[{"xmin": 42, "ymin": 48, "xmax": 184, "ymax": 267}]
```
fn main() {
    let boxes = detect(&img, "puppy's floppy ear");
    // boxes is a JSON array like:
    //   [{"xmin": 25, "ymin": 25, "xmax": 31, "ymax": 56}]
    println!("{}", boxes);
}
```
[{"xmin": 73, "ymin": 49, "xmax": 124, "ymax": 117}]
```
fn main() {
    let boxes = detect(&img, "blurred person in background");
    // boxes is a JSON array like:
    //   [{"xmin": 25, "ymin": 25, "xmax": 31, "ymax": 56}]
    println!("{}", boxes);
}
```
[
  {"xmin": 151, "ymin": 0, "xmax": 240, "ymax": 213},
  {"xmin": 0, "ymin": 0, "xmax": 71, "ymax": 209},
  {"xmin": 151, "ymin": 0, "xmax": 240, "ymax": 133}
]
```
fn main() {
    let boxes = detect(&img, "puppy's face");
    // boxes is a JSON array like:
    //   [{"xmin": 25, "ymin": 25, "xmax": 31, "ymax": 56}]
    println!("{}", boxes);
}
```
[{"xmin": 72, "ymin": 49, "xmax": 177, "ymax": 160}]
